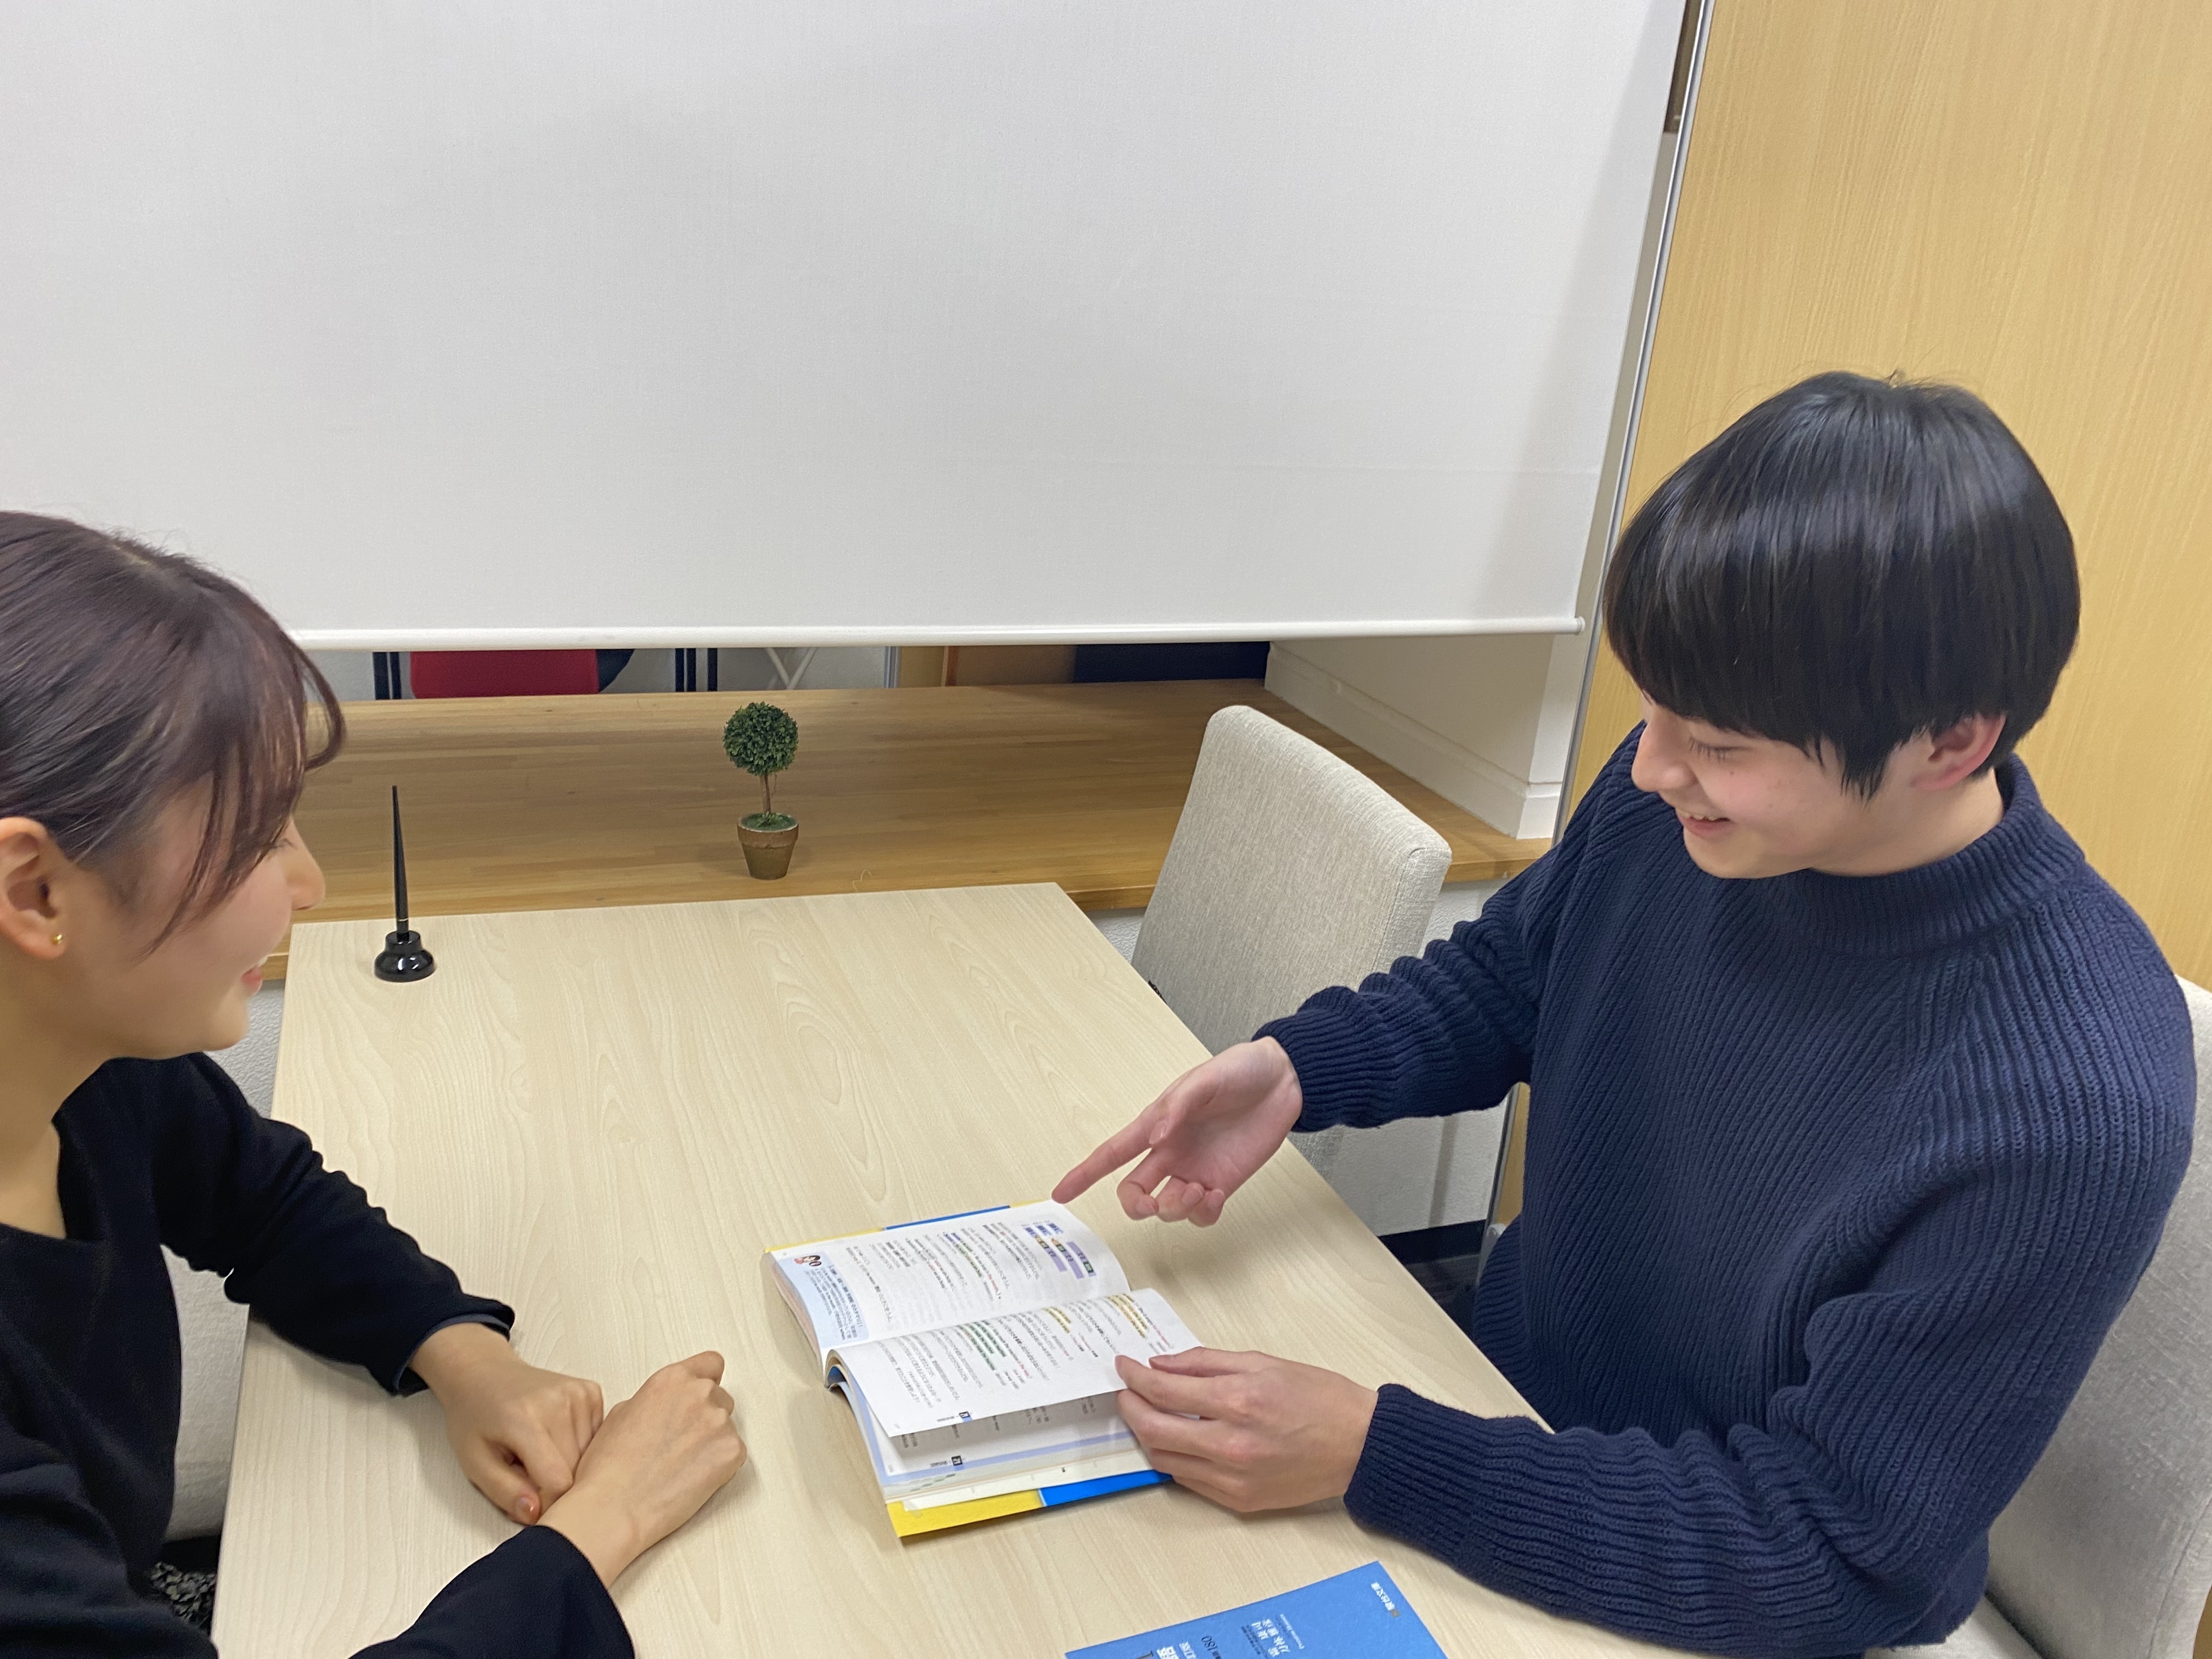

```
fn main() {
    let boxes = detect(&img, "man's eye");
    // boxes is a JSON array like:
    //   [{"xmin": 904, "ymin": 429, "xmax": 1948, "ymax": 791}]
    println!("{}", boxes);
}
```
[{"xmin": 1690, "ymin": 741, "xmax": 1733, "ymax": 760}]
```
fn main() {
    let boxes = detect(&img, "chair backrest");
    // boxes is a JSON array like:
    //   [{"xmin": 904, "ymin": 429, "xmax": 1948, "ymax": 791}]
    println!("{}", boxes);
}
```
[
  {"xmin": 408, "ymin": 648, "xmax": 600, "ymax": 698},
  {"xmin": 1133, "ymin": 704, "xmax": 1450, "ymax": 1053},
  {"xmin": 1984, "ymin": 976, "xmax": 2212, "ymax": 1659}
]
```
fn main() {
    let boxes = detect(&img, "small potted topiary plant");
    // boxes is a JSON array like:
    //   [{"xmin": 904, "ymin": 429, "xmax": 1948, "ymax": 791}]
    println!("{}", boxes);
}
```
[{"xmin": 723, "ymin": 700, "xmax": 801, "ymax": 878}]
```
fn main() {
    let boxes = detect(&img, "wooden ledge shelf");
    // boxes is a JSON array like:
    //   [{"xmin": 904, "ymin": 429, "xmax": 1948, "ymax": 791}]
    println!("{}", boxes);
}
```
[{"xmin": 276, "ymin": 680, "xmax": 1549, "ymax": 980}]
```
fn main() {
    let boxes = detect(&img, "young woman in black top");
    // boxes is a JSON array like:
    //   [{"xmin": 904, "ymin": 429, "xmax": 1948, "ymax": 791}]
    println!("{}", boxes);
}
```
[{"xmin": 0, "ymin": 513, "xmax": 746, "ymax": 1654}]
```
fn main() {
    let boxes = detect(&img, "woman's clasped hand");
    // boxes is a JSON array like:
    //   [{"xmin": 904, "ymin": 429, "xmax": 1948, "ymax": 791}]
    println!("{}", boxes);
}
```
[{"xmin": 410, "ymin": 1324, "xmax": 748, "ymax": 1584}]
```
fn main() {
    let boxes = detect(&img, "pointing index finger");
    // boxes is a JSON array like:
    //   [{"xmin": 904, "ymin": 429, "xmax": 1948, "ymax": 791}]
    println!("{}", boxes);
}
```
[{"xmin": 1052, "ymin": 1113, "xmax": 1158, "ymax": 1203}]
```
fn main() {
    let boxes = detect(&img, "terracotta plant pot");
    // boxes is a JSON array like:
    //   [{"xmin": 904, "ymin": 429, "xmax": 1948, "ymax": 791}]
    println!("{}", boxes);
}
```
[{"xmin": 737, "ymin": 816, "xmax": 800, "ymax": 879}]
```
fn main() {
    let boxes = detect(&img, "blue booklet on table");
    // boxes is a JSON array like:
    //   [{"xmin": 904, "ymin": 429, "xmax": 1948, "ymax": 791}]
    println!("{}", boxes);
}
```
[{"xmin": 1066, "ymin": 1562, "xmax": 1448, "ymax": 1658}]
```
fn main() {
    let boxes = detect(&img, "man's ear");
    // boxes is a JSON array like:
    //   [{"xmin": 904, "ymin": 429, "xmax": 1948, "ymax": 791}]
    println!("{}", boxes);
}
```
[
  {"xmin": 1910, "ymin": 715, "xmax": 2007, "ymax": 793},
  {"xmin": 0, "ymin": 818, "xmax": 70, "ymax": 962}
]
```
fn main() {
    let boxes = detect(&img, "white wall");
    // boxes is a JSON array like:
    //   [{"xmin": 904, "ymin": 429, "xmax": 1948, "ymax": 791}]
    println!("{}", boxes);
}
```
[
  {"xmin": 1263, "ymin": 130, "xmax": 1683, "ymax": 840},
  {"xmin": 1266, "ymin": 633, "xmax": 1587, "ymax": 838},
  {"xmin": 309, "ymin": 650, "xmax": 375, "ymax": 703}
]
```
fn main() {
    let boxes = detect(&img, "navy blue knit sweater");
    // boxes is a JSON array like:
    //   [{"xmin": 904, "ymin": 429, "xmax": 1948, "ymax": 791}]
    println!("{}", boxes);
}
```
[{"xmin": 1262, "ymin": 732, "xmax": 2194, "ymax": 1657}]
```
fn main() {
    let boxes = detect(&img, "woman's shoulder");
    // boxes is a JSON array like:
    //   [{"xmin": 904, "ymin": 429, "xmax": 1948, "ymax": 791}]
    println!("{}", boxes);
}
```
[{"xmin": 64, "ymin": 1054, "xmax": 250, "ymax": 1144}]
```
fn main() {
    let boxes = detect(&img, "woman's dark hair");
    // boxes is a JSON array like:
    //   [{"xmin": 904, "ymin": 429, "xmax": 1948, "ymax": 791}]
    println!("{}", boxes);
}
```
[
  {"xmin": 1603, "ymin": 372, "xmax": 2079, "ymax": 797},
  {"xmin": 0, "ymin": 513, "xmax": 343, "ymax": 940}
]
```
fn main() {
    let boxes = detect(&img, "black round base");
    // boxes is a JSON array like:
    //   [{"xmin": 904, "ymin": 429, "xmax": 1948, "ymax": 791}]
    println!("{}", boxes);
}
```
[{"xmin": 373, "ymin": 929, "xmax": 436, "ymax": 982}]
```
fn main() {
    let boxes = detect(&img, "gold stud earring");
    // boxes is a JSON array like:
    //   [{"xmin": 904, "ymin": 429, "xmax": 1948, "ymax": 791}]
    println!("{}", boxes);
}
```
[{"xmin": 50, "ymin": 933, "xmax": 63, "ymax": 947}]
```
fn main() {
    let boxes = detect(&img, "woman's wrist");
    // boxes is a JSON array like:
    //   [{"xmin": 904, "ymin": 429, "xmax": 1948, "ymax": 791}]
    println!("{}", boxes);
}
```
[
  {"xmin": 541, "ymin": 1487, "xmax": 640, "ymax": 1587},
  {"xmin": 407, "ymin": 1319, "xmax": 514, "ymax": 1400},
  {"xmin": 1254, "ymin": 1036, "xmax": 1305, "ymax": 1130}
]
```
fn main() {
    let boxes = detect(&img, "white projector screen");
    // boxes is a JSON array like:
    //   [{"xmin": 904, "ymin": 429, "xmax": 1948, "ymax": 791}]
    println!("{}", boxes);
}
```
[{"xmin": 0, "ymin": 3, "xmax": 1677, "ymax": 648}]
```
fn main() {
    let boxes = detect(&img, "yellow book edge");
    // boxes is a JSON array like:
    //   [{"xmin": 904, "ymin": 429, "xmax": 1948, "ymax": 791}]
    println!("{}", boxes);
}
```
[{"xmin": 886, "ymin": 1488, "xmax": 1045, "ymax": 1537}]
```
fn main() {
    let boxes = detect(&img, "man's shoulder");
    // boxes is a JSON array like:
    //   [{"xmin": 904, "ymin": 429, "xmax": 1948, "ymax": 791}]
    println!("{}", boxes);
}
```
[
  {"xmin": 2022, "ymin": 848, "xmax": 2190, "ymax": 1042},
  {"xmin": 1997, "ymin": 764, "xmax": 2177, "ymax": 1005},
  {"xmin": 1959, "ymin": 861, "xmax": 2194, "ymax": 1156}
]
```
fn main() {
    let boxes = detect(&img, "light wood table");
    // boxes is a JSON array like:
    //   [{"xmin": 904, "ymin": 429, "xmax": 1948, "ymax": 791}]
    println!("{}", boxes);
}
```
[
  {"xmin": 218, "ymin": 885, "xmax": 1656, "ymax": 1658},
  {"xmin": 276, "ymin": 680, "xmax": 1549, "ymax": 979}
]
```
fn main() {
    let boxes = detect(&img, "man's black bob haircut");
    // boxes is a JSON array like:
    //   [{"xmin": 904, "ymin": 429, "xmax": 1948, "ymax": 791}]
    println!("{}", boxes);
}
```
[{"xmin": 1603, "ymin": 371, "xmax": 2079, "ymax": 798}]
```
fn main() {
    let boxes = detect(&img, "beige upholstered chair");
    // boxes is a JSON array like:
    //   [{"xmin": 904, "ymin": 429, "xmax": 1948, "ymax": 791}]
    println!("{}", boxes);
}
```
[
  {"xmin": 1875, "ymin": 976, "xmax": 2212, "ymax": 1659},
  {"xmin": 1131, "ymin": 704, "xmax": 1459, "ymax": 1233},
  {"xmin": 166, "ymin": 1252, "xmax": 248, "ymax": 1539},
  {"xmin": 165, "ymin": 994, "xmax": 284, "ymax": 1541}
]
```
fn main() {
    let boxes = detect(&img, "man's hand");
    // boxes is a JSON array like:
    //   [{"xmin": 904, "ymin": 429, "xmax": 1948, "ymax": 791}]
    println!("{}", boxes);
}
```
[
  {"xmin": 1115, "ymin": 1347, "xmax": 1376, "ymax": 1512},
  {"xmin": 1052, "ymin": 1037, "xmax": 1304, "ymax": 1225},
  {"xmin": 410, "ymin": 1323, "xmax": 606, "ymax": 1525}
]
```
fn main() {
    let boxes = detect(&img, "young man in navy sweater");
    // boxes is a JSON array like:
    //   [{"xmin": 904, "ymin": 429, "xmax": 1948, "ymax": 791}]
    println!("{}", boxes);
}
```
[{"xmin": 1056, "ymin": 373, "xmax": 2194, "ymax": 1657}]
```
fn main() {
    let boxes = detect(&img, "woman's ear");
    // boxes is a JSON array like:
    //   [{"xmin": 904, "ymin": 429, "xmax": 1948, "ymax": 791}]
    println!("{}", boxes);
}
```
[{"xmin": 0, "ymin": 817, "xmax": 70, "ymax": 962}]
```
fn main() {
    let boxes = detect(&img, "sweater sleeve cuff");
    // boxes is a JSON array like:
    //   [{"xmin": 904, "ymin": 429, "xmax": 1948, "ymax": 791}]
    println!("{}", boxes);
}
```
[
  {"xmin": 362, "ymin": 1523, "xmax": 631, "ymax": 1659},
  {"xmin": 1257, "ymin": 988, "xmax": 1393, "ymax": 1132},
  {"xmin": 1345, "ymin": 1383, "xmax": 1501, "ymax": 1562},
  {"xmin": 392, "ymin": 1312, "xmax": 517, "ymax": 1396},
  {"xmin": 499, "ymin": 1526, "xmax": 628, "ymax": 1654}
]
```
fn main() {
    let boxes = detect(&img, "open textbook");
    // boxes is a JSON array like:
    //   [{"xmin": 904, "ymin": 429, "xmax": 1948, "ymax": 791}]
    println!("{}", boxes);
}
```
[{"xmin": 765, "ymin": 1201, "xmax": 1200, "ymax": 1537}]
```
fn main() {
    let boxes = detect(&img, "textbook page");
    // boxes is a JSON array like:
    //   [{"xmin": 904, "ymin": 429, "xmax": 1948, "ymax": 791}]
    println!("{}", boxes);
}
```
[
  {"xmin": 843, "ymin": 1387, "xmax": 1143, "ymax": 1499},
  {"xmin": 833, "ymin": 1288, "xmax": 1198, "ymax": 1438},
  {"xmin": 769, "ymin": 1202, "xmax": 1125, "ymax": 1361},
  {"xmin": 900, "ymin": 1449, "xmax": 1156, "ymax": 1512}
]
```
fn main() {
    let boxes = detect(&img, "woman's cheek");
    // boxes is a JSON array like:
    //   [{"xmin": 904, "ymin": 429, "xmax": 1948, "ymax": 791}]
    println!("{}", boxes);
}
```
[{"xmin": 225, "ymin": 866, "xmax": 296, "ymax": 967}]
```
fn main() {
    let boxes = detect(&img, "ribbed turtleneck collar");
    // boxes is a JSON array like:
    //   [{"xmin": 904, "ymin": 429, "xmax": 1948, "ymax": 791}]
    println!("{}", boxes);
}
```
[{"xmin": 1757, "ymin": 759, "xmax": 2085, "ymax": 957}]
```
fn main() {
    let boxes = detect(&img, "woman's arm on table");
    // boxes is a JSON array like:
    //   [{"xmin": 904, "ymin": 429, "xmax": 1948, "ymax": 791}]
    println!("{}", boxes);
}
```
[{"xmin": 0, "ymin": 1354, "xmax": 742, "ymax": 1658}]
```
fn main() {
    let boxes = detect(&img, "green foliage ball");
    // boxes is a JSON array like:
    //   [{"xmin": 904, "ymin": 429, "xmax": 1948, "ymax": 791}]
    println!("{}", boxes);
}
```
[{"xmin": 723, "ymin": 701, "xmax": 799, "ymax": 778}]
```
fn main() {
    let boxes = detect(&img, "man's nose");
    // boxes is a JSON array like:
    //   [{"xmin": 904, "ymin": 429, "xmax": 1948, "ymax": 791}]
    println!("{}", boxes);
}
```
[{"xmin": 1630, "ymin": 719, "xmax": 1693, "ymax": 794}]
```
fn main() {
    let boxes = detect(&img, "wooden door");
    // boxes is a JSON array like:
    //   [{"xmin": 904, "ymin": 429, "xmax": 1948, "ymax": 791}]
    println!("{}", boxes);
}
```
[{"xmin": 1571, "ymin": 0, "xmax": 2212, "ymax": 990}]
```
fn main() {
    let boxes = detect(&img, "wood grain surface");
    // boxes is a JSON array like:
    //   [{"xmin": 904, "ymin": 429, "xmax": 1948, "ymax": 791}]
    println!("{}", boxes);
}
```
[
  {"xmin": 280, "ymin": 681, "xmax": 1548, "ymax": 981},
  {"xmin": 1568, "ymin": 0, "xmax": 2212, "ymax": 988},
  {"xmin": 216, "ymin": 885, "xmax": 1661, "ymax": 1658}
]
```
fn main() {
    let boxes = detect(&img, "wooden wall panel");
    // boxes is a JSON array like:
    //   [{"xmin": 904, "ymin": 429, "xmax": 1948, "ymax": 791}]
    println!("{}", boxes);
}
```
[
  {"xmin": 1570, "ymin": 0, "xmax": 2212, "ymax": 989},
  {"xmin": 944, "ymin": 644, "xmax": 1078, "ymax": 685},
  {"xmin": 894, "ymin": 645, "xmax": 949, "ymax": 687},
  {"xmin": 1554, "ymin": 8, "xmax": 2212, "ymax": 1644}
]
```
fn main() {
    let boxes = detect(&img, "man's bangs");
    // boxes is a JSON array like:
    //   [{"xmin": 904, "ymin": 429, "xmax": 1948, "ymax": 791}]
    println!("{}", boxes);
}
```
[
  {"xmin": 1601, "ymin": 373, "xmax": 2078, "ymax": 800},
  {"xmin": 1604, "ymin": 473, "xmax": 1849, "ymax": 777}
]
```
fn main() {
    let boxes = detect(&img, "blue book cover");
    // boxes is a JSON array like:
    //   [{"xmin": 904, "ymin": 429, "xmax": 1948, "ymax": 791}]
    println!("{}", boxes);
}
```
[{"xmin": 1066, "ymin": 1562, "xmax": 1448, "ymax": 1658}]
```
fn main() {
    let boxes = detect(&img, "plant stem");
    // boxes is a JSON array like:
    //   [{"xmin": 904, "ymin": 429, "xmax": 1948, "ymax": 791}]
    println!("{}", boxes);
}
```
[{"xmin": 763, "ymin": 774, "xmax": 773, "ymax": 819}]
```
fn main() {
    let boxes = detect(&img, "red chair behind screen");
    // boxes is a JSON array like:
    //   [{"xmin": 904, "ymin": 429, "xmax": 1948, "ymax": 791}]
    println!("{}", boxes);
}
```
[{"xmin": 407, "ymin": 650, "xmax": 601, "ymax": 699}]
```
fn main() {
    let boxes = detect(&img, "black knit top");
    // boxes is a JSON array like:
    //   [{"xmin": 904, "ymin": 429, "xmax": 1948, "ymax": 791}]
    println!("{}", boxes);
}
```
[{"xmin": 0, "ymin": 1052, "xmax": 630, "ymax": 1655}]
